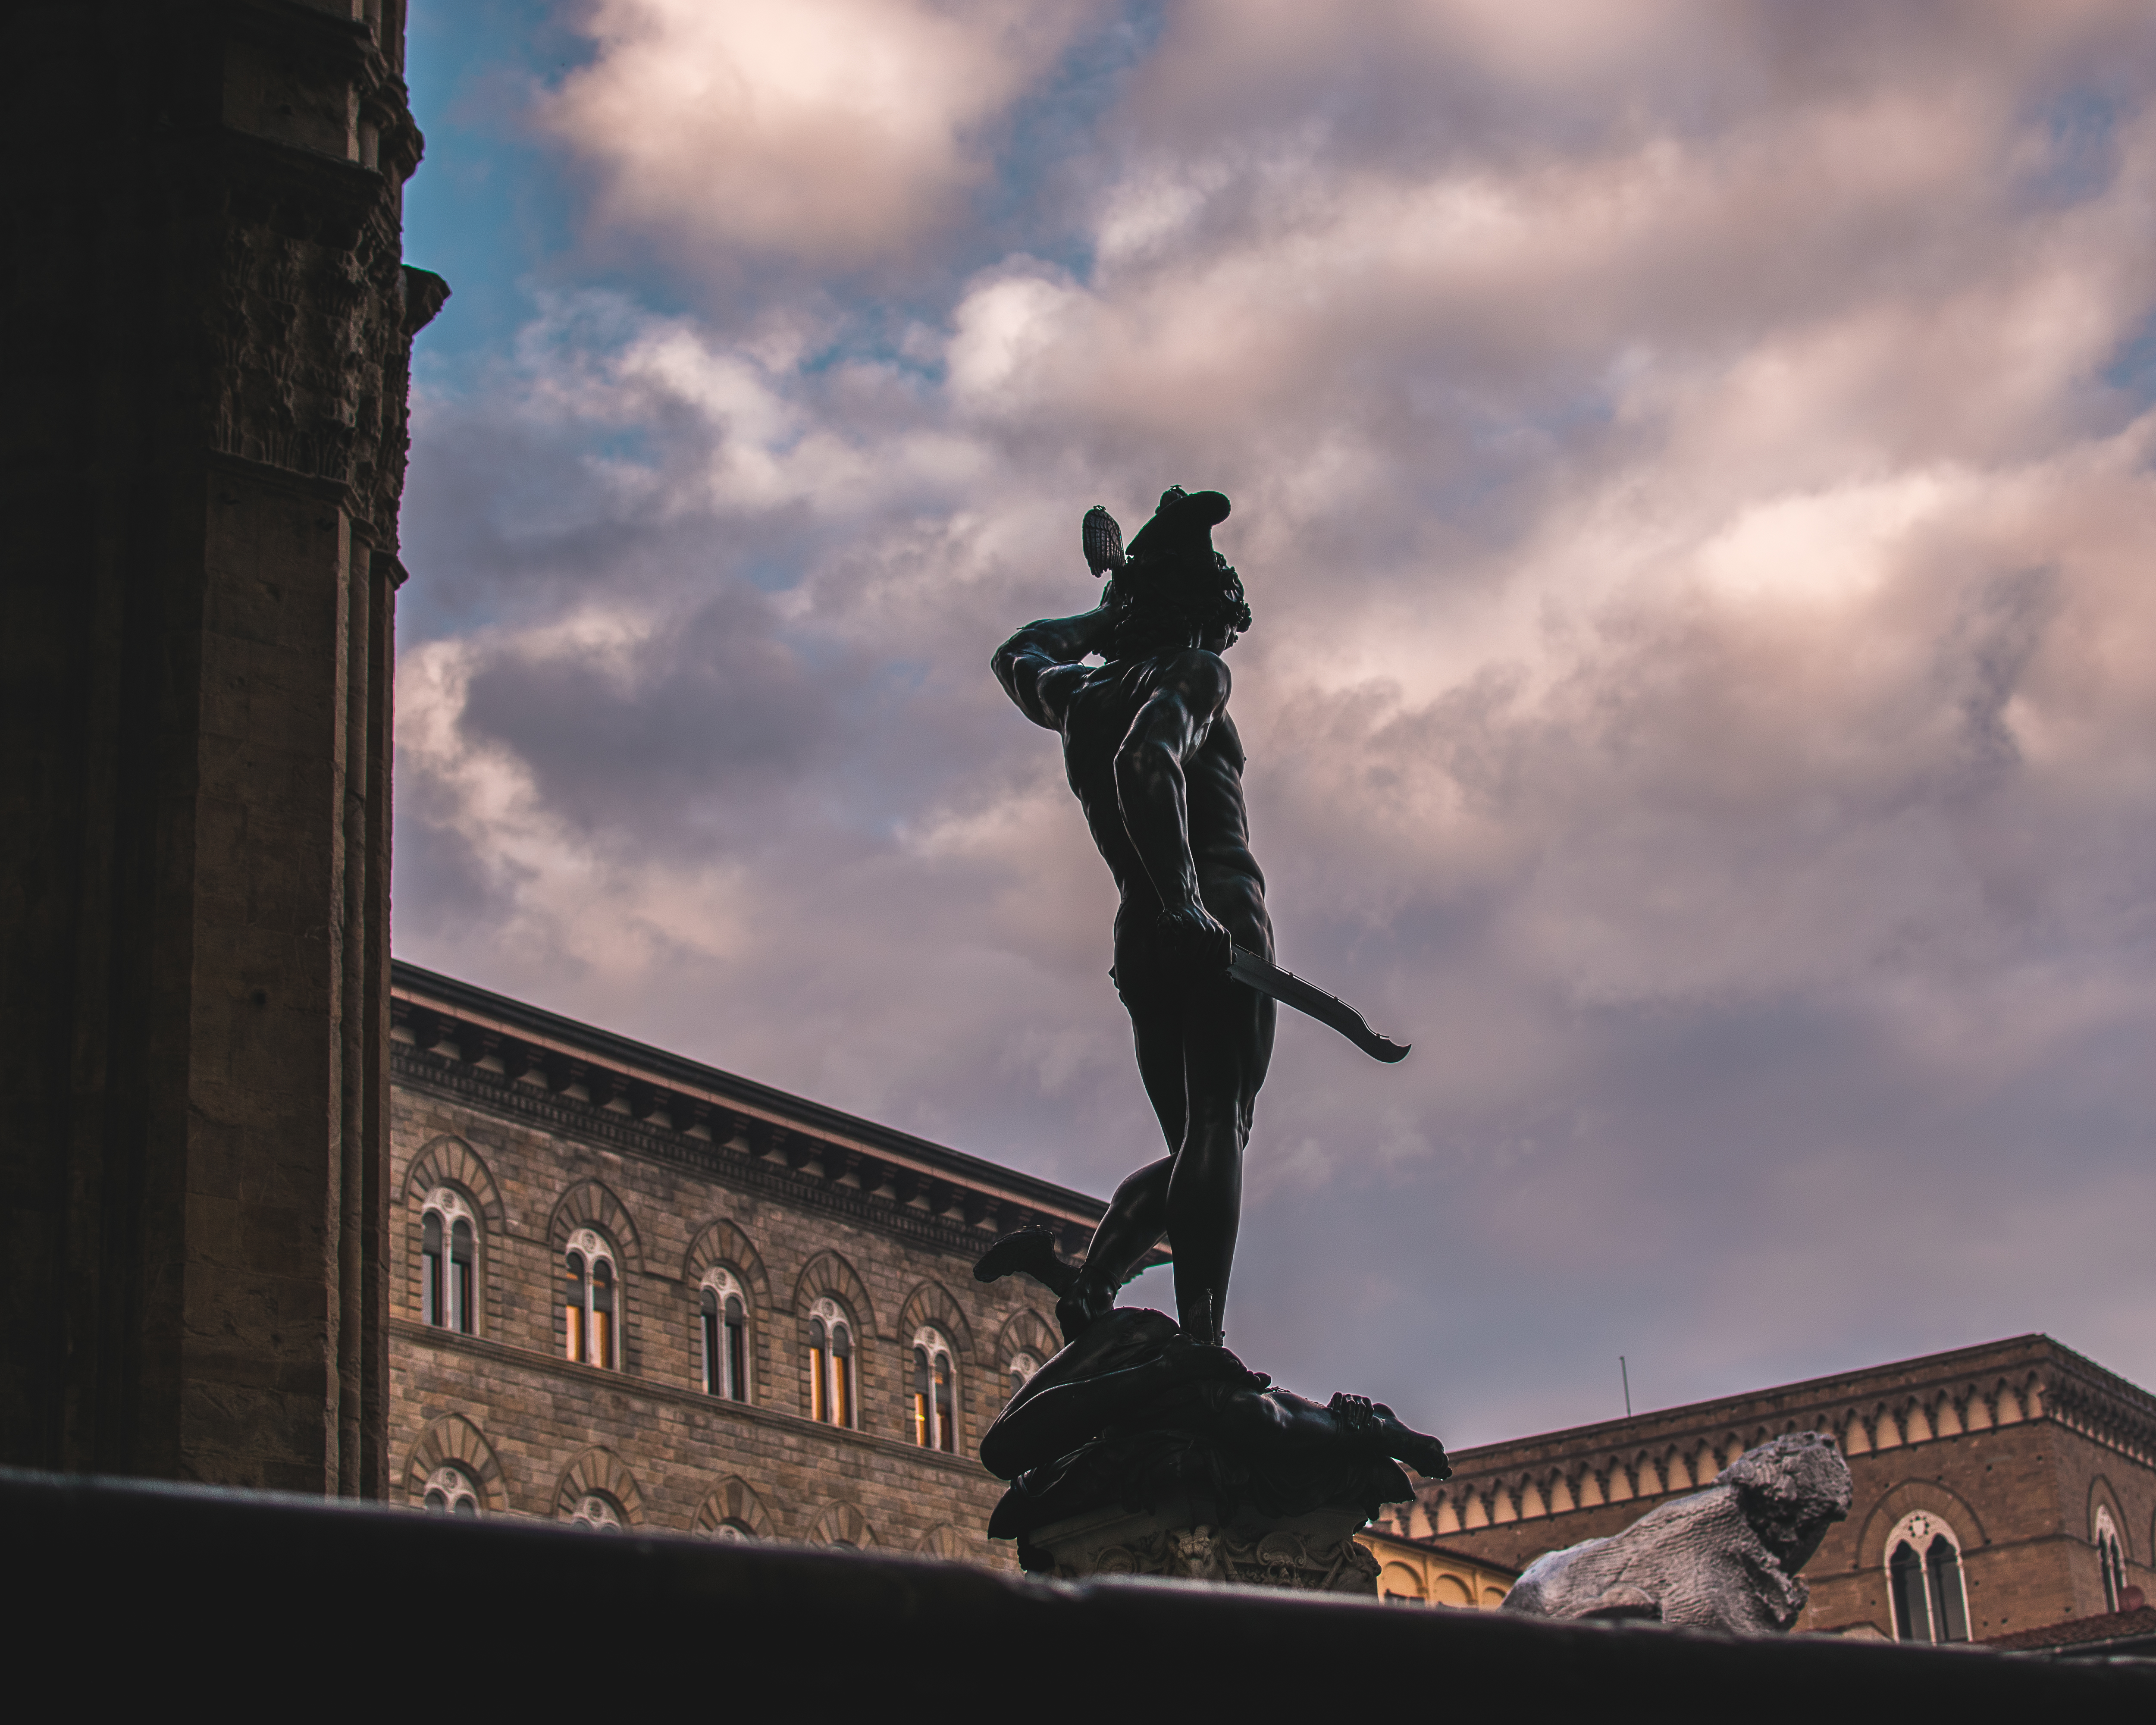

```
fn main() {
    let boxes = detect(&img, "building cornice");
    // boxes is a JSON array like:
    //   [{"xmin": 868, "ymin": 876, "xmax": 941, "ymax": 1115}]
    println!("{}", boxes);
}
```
[
  {"xmin": 1443, "ymin": 1334, "xmax": 2149, "ymax": 1475},
  {"xmin": 390, "ymin": 960, "xmax": 1129, "ymax": 1261},
  {"xmin": 1403, "ymin": 1333, "xmax": 2156, "ymax": 1544}
]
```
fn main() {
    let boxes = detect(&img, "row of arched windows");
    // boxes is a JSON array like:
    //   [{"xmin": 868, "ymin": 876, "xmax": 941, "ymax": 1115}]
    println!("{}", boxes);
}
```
[
  {"xmin": 411, "ymin": 1443, "xmax": 909, "ymax": 1555},
  {"xmin": 1888, "ymin": 1502, "xmax": 2143, "ymax": 1640},
  {"xmin": 420, "ymin": 1470, "xmax": 871, "ymax": 1550},
  {"xmin": 410, "ymin": 1178, "xmax": 1047, "ymax": 1452}
]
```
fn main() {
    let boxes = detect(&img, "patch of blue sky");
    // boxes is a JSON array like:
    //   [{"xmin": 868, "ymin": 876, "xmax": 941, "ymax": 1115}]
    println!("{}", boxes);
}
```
[
  {"xmin": 962, "ymin": 0, "xmax": 1170, "ymax": 288},
  {"xmin": 2015, "ymin": 85, "xmax": 2123, "ymax": 209},
  {"xmin": 738, "ymin": 556, "xmax": 808, "ymax": 597},
  {"xmin": 403, "ymin": 0, "xmax": 698, "ymax": 389},
  {"xmin": 788, "ymin": 306, "xmax": 950, "ymax": 388},
  {"xmin": 404, "ymin": 2, "xmax": 588, "ymax": 373},
  {"xmin": 2100, "ymin": 304, "xmax": 2156, "ymax": 414},
  {"xmin": 582, "ymin": 425, "xmax": 657, "ymax": 469}
]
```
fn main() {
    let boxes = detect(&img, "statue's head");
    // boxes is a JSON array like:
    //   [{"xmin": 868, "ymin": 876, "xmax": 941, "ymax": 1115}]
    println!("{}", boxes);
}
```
[
  {"xmin": 1717, "ymin": 1433, "xmax": 1852, "ymax": 1571},
  {"xmin": 1099, "ymin": 487, "xmax": 1252, "ymax": 660}
]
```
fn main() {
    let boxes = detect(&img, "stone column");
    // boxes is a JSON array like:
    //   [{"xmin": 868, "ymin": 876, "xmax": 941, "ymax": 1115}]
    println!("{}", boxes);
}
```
[{"xmin": 1, "ymin": 0, "xmax": 442, "ymax": 1496}]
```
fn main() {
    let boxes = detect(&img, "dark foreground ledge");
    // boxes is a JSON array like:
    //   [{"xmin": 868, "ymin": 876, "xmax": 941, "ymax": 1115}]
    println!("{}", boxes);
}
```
[{"xmin": 10, "ymin": 1468, "xmax": 2149, "ymax": 1711}]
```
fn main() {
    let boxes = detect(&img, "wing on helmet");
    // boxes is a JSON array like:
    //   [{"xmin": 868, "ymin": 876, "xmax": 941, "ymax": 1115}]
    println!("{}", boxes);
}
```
[{"xmin": 1082, "ymin": 505, "xmax": 1125, "ymax": 577}]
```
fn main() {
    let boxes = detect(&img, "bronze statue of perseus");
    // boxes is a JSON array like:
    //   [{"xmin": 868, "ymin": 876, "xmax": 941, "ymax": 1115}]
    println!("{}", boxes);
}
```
[
  {"xmin": 973, "ymin": 489, "xmax": 1445, "ymax": 1559},
  {"xmin": 983, "ymin": 487, "xmax": 1408, "ymax": 1353}
]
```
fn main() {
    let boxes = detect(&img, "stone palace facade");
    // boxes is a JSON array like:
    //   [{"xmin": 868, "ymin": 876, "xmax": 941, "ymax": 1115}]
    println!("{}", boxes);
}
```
[
  {"xmin": 387, "ymin": 962, "xmax": 1109, "ymax": 1562},
  {"xmin": 1370, "ymin": 1335, "xmax": 2156, "ymax": 1638}
]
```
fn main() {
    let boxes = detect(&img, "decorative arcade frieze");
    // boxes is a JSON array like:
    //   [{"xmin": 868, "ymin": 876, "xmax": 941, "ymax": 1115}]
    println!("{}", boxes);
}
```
[
  {"xmin": 1397, "ymin": 1341, "xmax": 2156, "ymax": 1542},
  {"xmin": 390, "ymin": 985, "xmax": 1108, "ymax": 1265}
]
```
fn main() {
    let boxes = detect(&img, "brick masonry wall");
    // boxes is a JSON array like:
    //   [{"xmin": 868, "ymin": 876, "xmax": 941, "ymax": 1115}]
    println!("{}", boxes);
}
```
[
  {"xmin": 1382, "ymin": 1339, "xmax": 2156, "ymax": 1635},
  {"xmin": 389, "ymin": 1070, "xmax": 1063, "ymax": 1561}
]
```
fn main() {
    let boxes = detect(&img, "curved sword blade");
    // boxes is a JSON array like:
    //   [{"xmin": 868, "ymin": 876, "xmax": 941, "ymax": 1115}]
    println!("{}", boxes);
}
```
[{"xmin": 1224, "ymin": 946, "xmax": 1410, "ymax": 1063}]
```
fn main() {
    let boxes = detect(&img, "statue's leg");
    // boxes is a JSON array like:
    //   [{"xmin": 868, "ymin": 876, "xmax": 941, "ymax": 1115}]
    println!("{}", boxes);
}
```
[
  {"xmin": 1055, "ymin": 1158, "xmax": 1170, "ymax": 1341},
  {"xmin": 1166, "ymin": 968, "xmax": 1274, "ymax": 1345},
  {"xmin": 1053, "ymin": 972, "xmax": 1188, "ymax": 1339},
  {"xmin": 1128, "ymin": 977, "xmax": 1190, "ymax": 1150}
]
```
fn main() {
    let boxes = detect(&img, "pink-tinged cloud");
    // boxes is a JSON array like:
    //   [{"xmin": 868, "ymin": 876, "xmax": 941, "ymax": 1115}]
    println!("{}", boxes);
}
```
[{"xmin": 543, "ymin": 0, "xmax": 1104, "ymax": 265}]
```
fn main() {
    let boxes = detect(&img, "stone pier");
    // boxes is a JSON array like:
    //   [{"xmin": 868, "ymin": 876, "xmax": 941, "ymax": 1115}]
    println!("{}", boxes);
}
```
[{"xmin": 3, "ymin": 0, "xmax": 439, "ymax": 1494}]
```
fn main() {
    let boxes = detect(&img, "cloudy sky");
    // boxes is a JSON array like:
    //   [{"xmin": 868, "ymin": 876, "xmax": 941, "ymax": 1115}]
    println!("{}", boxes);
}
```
[{"xmin": 398, "ymin": 0, "xmax": 2156, "ymax": 1447}]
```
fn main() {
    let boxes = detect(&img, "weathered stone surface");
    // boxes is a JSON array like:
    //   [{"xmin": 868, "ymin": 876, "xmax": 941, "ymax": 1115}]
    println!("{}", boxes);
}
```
[
  {"xmin": 3, "ymin": 0, "xmax": 433, "ymax": 1494},
  {"xmin": 385, "ymin": 962, "xmax": 1122, "ymax": 1560},
  {"xmin": 1028, "ymin": 1499, "xmax": 1381, "ymax": 1593},
  {"xmin": 1501, "ymin": 1433, "xmax": 1851, "ymax": 1634}
]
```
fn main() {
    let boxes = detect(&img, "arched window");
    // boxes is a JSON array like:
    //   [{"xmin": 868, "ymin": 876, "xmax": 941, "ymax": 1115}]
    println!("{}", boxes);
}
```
[
  {"xmin": 702, "ymin": 1518, "xmax": 755, "ymax": 1542},
  {"xmin": 1008, "ymin": 1351, "xmax": 1040, "ymax": 1397},
  {"xmin": 911, "ymin": 1326, "xmax": 959, "ymax": 1453},
  {"xmin": 420, "ymin": 1188, "xmax": 478, "ymax": 1334},
  {"xmin": 567, "ymin": 1492, "xmax": 624, "ymax": 1533},
  {"xmin": 699, "ymin": 1270, "xmax": 749, "ymax": 1401},
  {"xmin": 2096, "ymin": 1506, "xmax": 2127, "ymax": 1613},
  {"xmin": 1886, "ymin": 1511, "xmax": 1969, "ymax": 1643},
  {"xmin": 806, "ymin": 1296, "xmax": 855, "ymax": 1427},
  {"xmin": 422, "ymin": 1464, "xmax": 481, "ymax": 1518},
  {"xmin": 563, "ymin": 1229, "xmax": 619, "ymax": 1368}
]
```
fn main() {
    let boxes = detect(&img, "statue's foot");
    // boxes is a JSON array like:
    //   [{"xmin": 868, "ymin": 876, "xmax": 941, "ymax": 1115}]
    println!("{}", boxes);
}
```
[
  {"xmin": 975, "ymin": 1226, "xmax": 1079, "ymax": 1298},
  {"xmin": 1163, "ymin": 1330, "xmax": 1271, "ymax": 1391},
  {"xmin": 1329, "ymin": 1393, "xmax": 1451, "ymax": 1480},
  {"xmin": 1053, "ymin": 1279, "xmax": 1117, "ymax": 1345}
]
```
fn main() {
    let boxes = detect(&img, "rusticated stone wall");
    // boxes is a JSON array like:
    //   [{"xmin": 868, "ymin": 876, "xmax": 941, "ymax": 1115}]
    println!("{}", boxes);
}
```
[
  {"xmin": 1, "ymin": 0, "xmax": 441, "ymax": 1494},
  {"xmin": 388, "ymin": 963, "xmax": 1107, "ymax": 1560}
]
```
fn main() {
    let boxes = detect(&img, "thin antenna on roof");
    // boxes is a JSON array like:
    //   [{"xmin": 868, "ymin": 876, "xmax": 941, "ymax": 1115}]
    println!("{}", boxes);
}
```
[{"xmin": 1620, "ymin": 1355, "xmax": 1633, "ymax": 1418}]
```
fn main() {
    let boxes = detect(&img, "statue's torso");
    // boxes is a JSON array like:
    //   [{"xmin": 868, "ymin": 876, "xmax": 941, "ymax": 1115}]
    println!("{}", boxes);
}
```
[{"xmin": 1057, "ymin": 656, "xmax": 1266, "ymax": 933}]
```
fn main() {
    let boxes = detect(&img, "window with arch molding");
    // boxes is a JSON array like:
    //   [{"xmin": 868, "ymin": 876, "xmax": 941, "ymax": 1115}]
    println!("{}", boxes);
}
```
[
  {"xmin": 420, "ymin": 1188, "xmax": 478, "ymax": 1334},
  {"xmin": 1886, "ymin": 1511, "xmax": 1970, "ymax": 1643},
  {"xmin": 806, "ymin": 1297, "xmax": 856, "ymax": 1427},
  {"xmin": 699, "ymin": 1269, "xmax": 749, "ymax": 1402},
  {"xmin": 2095, "ymin": 1506, "xmax": 2127, "ymax": 1613},
  {"xmin": 422, "ymin": 1465, "xmax": 481, "ymax": 1518},
  {"xmin": 1007, "ymin": 1351, "xmax": 1041, "ymax": 1398},
  {"xmin": 911, "ymin": 1326, "xmax": 959, "ymax": 1452},
  {"xmin": 566, "ymin": 1492, "xmax": 624, "ymax": 1533},
  {"xmin": 562, "ymin": 1228, "xmax": 619, "ymax": 1368},
  {"xmin": 702, "ymin": 1518, "xmax": 755, "ymax": 1542}
]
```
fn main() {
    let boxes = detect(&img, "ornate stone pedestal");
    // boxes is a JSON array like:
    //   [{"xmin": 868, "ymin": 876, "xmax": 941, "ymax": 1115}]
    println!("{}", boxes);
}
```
[
  {"xmin": 1024, "ymin": 1496, "xmax": 1380, "ymax": 1593},
  {"xmin": 978, "ymin": 1305, "xmax": 1443, "ymax": 1590}
]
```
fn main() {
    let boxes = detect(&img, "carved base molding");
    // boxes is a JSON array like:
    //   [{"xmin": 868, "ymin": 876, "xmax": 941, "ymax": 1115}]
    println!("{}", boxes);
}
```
[{"xmin": 1027, "ymin": 1498, "xmax": 1380, "ymax": 1594}]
